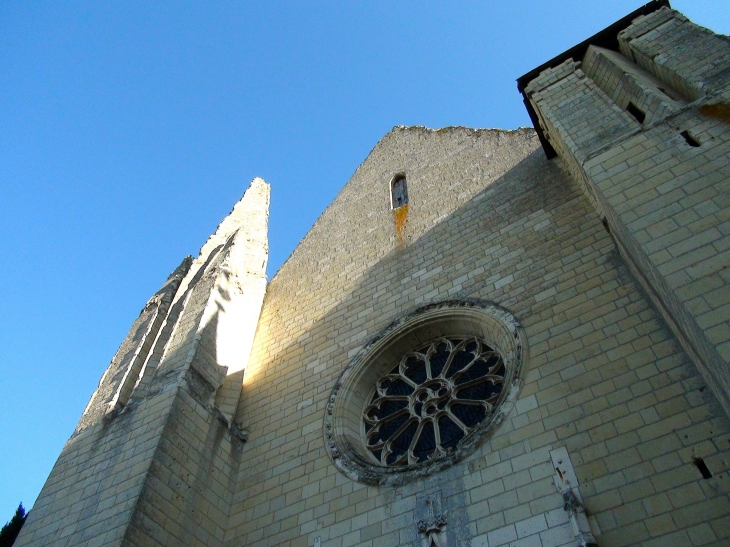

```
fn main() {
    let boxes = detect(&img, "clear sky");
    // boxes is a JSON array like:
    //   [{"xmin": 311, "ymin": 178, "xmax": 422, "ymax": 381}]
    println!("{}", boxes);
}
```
[{"xmin": 1, "ymin": 1, "xmax": 728, "ymax": 520}]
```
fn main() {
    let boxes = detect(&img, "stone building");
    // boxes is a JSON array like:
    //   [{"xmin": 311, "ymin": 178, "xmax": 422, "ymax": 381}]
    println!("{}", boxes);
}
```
[{"xmin": 16, "ymin": 2, "xmax": 730, "ymax": 546}]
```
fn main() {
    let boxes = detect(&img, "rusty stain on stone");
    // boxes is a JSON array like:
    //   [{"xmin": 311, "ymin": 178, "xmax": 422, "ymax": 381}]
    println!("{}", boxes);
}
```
[
  {"xmin": 698, "ymin": 103, "xmax": 730, "ymax": 124},
  {"xmin": 394, "ymin": 203, "xmax": 408, "ymax": 243}
]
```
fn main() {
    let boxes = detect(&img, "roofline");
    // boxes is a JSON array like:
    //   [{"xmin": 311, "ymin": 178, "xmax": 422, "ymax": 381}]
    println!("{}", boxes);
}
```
[{"xmin": 516, "ymin": 0, "xmax": 671, "ymax": 159}]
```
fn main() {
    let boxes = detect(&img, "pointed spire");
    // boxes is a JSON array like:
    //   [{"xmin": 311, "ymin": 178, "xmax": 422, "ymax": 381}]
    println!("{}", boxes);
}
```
[
  {"xmin": 140, "ymin": 177, "xmax": 271, "ymax": 418},
  {"xmin": 196, "ymin": 177, "xmax": 270, "ymax": 273}
]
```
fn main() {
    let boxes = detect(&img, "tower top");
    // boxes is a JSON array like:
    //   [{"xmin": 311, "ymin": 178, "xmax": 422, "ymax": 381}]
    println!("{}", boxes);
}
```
[{"xmin": 196, "ymin": 177, "xmax": 270, "ymax": 274}]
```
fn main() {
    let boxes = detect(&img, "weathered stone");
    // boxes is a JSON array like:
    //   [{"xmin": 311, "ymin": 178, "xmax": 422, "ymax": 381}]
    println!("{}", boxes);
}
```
[{"xmin": 17, "ymin": 6, "xmax": 730, "ymax": 547}]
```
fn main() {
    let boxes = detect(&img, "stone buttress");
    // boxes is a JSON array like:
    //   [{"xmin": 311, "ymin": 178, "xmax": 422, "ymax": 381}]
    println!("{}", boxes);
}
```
[
  {"xmin": 16, "ymin": 5, "xmax": 730, "ymax": 547},
  {"xmin": 15, "ymin": 178, "xmax": 270, "ymax": 547}
]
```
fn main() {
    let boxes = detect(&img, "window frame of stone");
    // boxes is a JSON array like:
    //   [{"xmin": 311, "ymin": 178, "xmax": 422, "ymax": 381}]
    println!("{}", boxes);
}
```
[
  {"xmin": 390, "ymin": 173, "xmax": 408, "ymax": 209},
  {"xmin": 323, "ymin": 299, "xmax": 526, "ymax": 486},
  {"xmin": 363, "ymin": 335, "xmax": 508, "ymax": 467}
]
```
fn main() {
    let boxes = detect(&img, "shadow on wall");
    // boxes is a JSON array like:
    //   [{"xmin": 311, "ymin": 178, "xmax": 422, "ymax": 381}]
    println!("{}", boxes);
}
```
[
  {"xmin": 230, "ymin": 150, "xmax": 555, "ymax": 540},
  {"xmin": 231, "ymin": 144, "xmax": 725, "ymax": 546},
  {"xmin": 139, "ymin": 243, "xmax": 227, "ymax": 400}
]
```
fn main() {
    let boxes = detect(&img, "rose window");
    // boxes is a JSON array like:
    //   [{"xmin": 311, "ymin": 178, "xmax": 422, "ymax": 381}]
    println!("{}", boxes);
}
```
[{"xmin": 363, "ymin": 337, "xmax": 506, "ymax": 466}]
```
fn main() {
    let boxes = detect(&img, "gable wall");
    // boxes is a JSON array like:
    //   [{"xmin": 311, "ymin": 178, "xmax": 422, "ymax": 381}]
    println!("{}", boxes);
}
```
[{"xmin": 230, "ymin": 127, "xmax": 730, "ymax": 547}]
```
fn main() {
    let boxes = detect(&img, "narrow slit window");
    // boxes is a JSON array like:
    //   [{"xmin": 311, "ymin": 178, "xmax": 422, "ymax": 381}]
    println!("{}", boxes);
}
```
[
  {"xmin": 602, "ymin": 217, "xmax": 611, "ymax": 234},
  {"xmin": 626, "ymin": 102, "xmax": 646, "ymax": 124},
  {"xmin": 680, "ymin": 130, "xmax": 701, "ymax": 147},
  {"xmin": 694, "ymin": 457, "xmax": 712, "ymax": 479},
  {"xmin": 391, "ymin": 174, "xmax": 408, "ymax": 209}
]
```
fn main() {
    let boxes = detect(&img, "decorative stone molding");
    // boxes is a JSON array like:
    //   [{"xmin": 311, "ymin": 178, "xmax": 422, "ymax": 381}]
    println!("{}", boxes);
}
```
[
  {"xmin": 323, "ymin": 299, "xmax": 527, "ymax": 485},
  {"xmin": 551, "ymin": 447, "xmax": 599, "ymax": 547},
  {"xmin": 416, "ymin": 491, "xmax": 448, "ymax": 547}
]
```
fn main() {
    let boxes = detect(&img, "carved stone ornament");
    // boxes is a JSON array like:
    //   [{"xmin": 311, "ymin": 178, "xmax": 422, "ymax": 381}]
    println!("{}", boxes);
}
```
[
  {"xmin": 363, "ymin": 336, "xmax": 507, "ymax": 466},
  {"xmin": 416, "ymin": 513, "xmax": 448, "ymax": 534},
  {"xmin": 322, "ymin": 299, "xmax": 527, "ymax": 486},
  {"xmin": 416, "ymin": 491, "xmax": 448, "ymax": 547},
  {"xmin": 561, "ymin": 488, "xmax": 598, "ymax": 547}
]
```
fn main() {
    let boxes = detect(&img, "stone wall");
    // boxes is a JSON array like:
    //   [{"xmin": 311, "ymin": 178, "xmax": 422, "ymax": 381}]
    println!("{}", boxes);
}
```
[
  {"xmin": 16, "ymin": 179, "xmax": 270, "ymax": 547},
  {"xmin": 230, "ymin": 126, "xmax": 730, "ymax": 547},
  {"xmin": 524, "ymin": 7, "xmax": 730, "ymax": 418},
  {"xmin": 16, "ymin": 7, "xmax": 730, "ymax": 547}
]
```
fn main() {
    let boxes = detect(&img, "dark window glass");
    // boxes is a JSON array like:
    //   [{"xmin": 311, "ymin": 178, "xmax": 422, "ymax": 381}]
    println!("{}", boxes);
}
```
[
  {"xmin": 363, "ymin": 337, "xmax": 506, "ymax": 466},
  {"xmin": 392, "ymin": 175, "xmax": 408, "ymax": 208}
]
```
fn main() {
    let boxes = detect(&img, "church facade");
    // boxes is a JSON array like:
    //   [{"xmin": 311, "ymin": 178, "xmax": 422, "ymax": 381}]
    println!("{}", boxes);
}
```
[{"xmin": 17, "ymin": 2, "xmax": 730, "ymax": 546}]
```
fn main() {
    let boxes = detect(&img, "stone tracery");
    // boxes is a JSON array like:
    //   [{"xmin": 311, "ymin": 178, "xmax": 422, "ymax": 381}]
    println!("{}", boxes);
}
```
[
  {"xmin": 323, "ymin": 299, "xmax": 526, "ymax": 486},
  {"xmin": 363, "ymin": 337, "xmax": 506, "ymax": 466}
]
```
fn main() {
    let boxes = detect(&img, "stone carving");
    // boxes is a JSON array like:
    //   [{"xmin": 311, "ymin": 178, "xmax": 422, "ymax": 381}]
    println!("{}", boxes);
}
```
[
  {"xmin": 322, "ymin": 299, "xmax": 526, "ymax": 486},
  {"xmin": 363, "ymin": 337, "xmax": 506, "ymax": 466},
  {"xmin": 416, "ymin": 491, "xmax": 448, "ymax": 547}
]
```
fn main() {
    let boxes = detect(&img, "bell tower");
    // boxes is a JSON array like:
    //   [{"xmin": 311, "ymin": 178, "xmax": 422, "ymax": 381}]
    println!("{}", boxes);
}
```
[{"xmin": 518, "ymin": 2, "xmax": 730, "ymax": 419}]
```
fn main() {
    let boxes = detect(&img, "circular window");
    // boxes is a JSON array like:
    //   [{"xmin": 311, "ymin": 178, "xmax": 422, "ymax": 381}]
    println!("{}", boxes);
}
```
[
  {"xmin": 364, "ymin": 337, "xmax": 506, "ymax": 466},
  {"xmin": 323, "ymin": 300, "xmax": 526, "ymax": 486}
]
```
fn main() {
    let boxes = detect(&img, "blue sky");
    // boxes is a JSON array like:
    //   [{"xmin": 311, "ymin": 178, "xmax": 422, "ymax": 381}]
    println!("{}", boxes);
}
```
[{"xmin": 1, "ymin": 1, "xmax": 727, "ymax": 520}]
